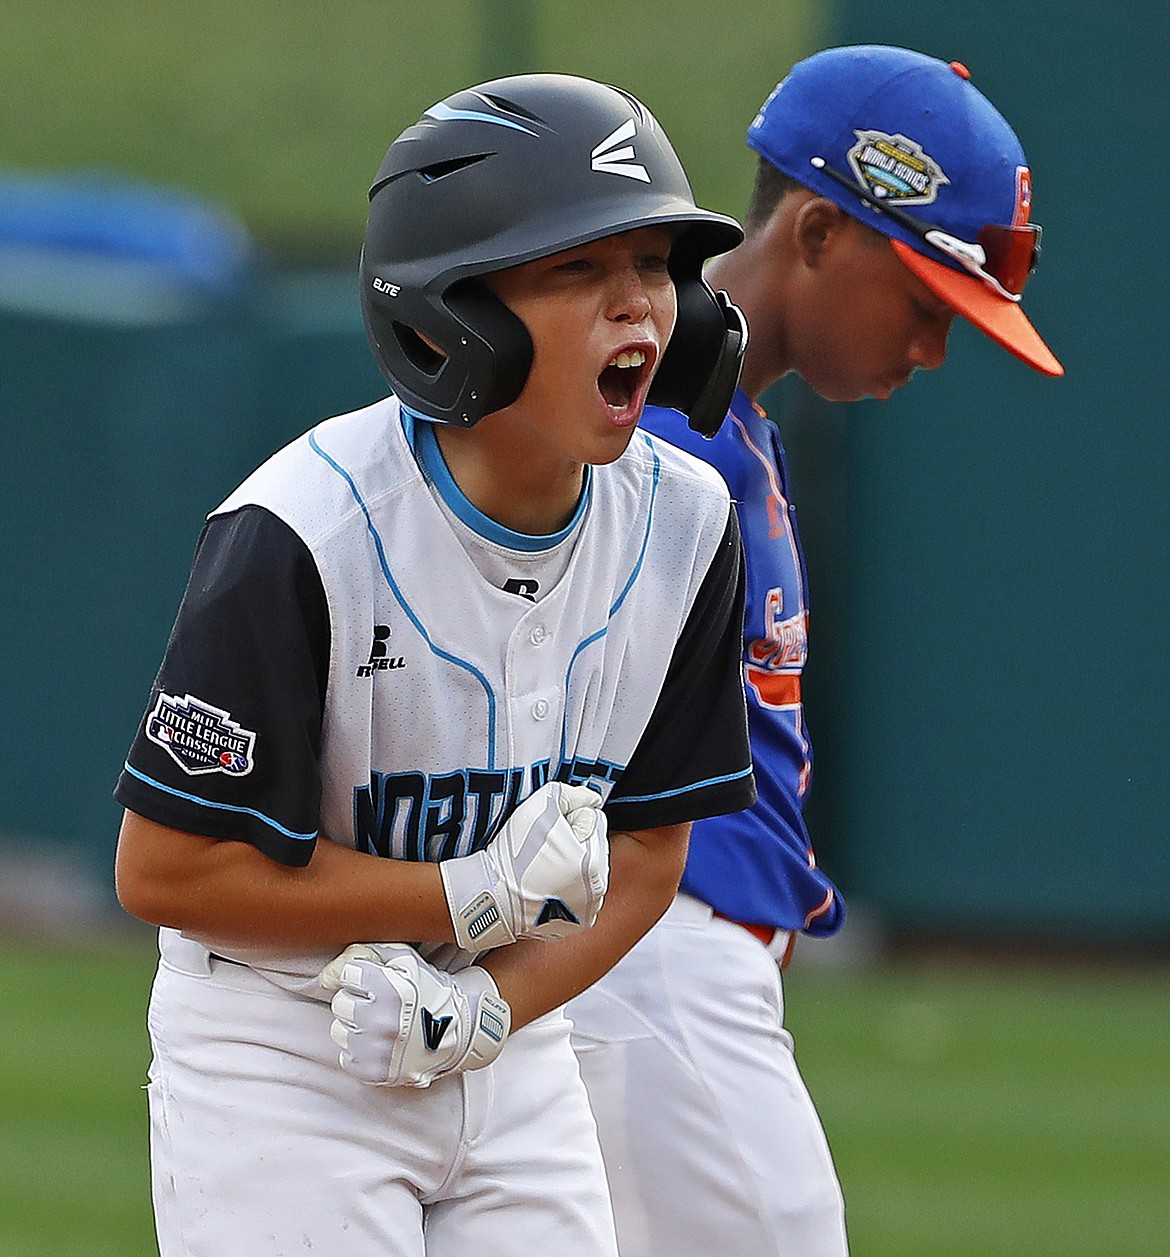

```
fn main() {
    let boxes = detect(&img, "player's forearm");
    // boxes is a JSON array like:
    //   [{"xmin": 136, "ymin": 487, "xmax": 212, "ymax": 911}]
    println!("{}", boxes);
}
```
[
  {"xmin": 479, "ymin": 821, "xmax": 690, "ymax": 1029},
  {"xmin": 115, "ymin": 810, "xmax": 454, "ymax": 950}
]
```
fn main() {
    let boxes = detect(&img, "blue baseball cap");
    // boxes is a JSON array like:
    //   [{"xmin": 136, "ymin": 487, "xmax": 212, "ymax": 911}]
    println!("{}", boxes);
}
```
[{"xmin": 748, "ymin": 45, "xmax": 1062, "ymax": 376}]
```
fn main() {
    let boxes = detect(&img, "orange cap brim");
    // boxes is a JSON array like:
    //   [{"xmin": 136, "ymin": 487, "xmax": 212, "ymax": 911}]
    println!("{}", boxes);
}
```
[{"xmin": 890, "ymin": 238, "xmax": 1064, "ymax": 377}]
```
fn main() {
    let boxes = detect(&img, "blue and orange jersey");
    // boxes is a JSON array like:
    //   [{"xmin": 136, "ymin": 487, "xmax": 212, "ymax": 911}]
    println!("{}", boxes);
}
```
[{"xmin": 640, "ymin": 390, "xmax": 843, "ymax": 936}]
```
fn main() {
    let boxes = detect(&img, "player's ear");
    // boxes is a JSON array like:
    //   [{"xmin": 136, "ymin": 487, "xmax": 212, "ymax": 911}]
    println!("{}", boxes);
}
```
[{"xmin": 792, "ymin": 196, "xmax": 850, "ymax": 268}]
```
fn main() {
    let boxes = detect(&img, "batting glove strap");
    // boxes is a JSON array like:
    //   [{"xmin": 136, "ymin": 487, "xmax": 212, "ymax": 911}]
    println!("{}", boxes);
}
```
[
  {"xmin": 439, "ymin": 781, "xmax": 610, "ymax": 952},
  {"xmin": 451, "ymin": 964, "xmax": 513, "ymax": 1071},
  {"xmin": 439, "ymin": 856, "xmax": 517, "ymax": 952},
  {"xmin": 318, "ymin": 944, "xmax": 511, "ymax": 1088}
]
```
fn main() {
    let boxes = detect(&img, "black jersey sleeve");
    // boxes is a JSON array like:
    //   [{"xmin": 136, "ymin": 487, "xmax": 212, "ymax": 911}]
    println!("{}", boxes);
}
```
[
  {"xmin": 604, "ymin": 504, "xmax": 756, "ymax": 832},
  {"xmin": 114, "ymin": 506, "xmax": 330, "ymax": 867}
]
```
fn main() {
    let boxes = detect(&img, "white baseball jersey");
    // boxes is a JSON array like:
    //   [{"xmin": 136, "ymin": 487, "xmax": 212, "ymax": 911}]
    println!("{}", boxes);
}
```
[
  {"xmin": 116, "ymin": 396, "xmax": 755, "ymax": 984},
  {"xmin": 117, "ymin": 395, "xmax": 754, "ymax": 1257}
]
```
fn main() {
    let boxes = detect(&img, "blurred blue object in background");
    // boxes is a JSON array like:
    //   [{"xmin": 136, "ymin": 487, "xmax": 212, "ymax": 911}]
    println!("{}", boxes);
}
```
[
  {"xmin": 0, "ymin": 170, "xmax": 256, "ymax": 298},
  {"xmin": 0, "ymin": 170, "xmax": 387, "ymax": 927}
]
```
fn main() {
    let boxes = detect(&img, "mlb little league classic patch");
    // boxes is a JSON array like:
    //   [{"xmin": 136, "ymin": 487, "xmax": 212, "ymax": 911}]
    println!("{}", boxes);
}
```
[{"xmin": 146, "ymin": 692, "xmax": 257, "ymax": 776}]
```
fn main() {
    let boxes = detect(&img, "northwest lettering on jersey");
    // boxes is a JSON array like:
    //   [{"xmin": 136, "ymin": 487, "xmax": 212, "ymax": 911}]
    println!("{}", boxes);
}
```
[{"xmin": 354, "ymin": 758, "xmax": 623, "ymax": 862}]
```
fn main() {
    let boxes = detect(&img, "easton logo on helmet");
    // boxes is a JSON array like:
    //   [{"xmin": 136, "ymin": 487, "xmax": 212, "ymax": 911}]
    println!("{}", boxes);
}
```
[{"xmin": 591, "ymin": 119, "xmax": 651, "ymax": 183}]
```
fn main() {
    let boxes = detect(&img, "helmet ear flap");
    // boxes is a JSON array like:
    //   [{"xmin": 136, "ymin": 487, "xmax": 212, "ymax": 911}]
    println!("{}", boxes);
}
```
[
  {"xmin": 443, "ymin": 281, "xmax": 534, "ymax": 424},
  {"xmin": 362, "ymin": 276, "xmax": 533, "ymax": 428},
  {"xmin": 649, "ymin": 277, "xmax": 748, "ymax": 438}
]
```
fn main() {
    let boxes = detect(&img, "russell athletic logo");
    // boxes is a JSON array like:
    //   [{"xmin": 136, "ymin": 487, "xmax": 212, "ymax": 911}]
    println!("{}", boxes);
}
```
[
  {"xmin": 357, "ymin": 625, "xmax": 405, "ymax": 677},
  {"xmin": 502, "ymin": 577, "xmax": 540, "ymax": 602},
  {"xmin": 591, "ymin": 119, "xmax": 651, "ymax": 182}
]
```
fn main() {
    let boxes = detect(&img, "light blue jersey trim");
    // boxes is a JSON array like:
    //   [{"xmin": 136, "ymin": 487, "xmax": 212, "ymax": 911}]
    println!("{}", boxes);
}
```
[
  {"xmin": 308, "ymin": 426, "xmax": 500, "ymax": 766},
  {"xmin": 614, "ymin": 764, "xmax": 755, "ymax": 806},
  {"xmin": 400, "ymin": 405, "xmax": 421, "ymax": 446},
  {"xmin": 607, "ymin": 432, "xmax": 660, "ymax": 617},
  {"xmin": 425, "ymin": 101, "xmax": 539, "ymax": 137},
  {"xmin": 411, "ymin": 416, "xmax": 590, "ymax": 551},
  {"xmin": 122, "ymin": 762, "xmax": 317, "ymax": 841}
]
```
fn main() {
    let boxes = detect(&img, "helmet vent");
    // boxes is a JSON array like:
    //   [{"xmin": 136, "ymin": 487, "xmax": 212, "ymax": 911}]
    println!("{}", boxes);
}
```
[
  {"xmin": 392, "ymin": 322, "xmax": 446, "ymax": 376},
  {"xmin": 419, "ymin": 154, "xmax": 491, "ymax": 184},
  {"xmin": 610, "ymin": 87, "xmax": 648, "ymax": 125},
  {"xmin": 475, "ymin": 92, "xmax": 547, "ymax": 126}
]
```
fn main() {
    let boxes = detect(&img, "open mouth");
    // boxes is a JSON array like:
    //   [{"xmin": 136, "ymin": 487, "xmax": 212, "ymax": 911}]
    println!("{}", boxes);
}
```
[{"xmin": 597, "ymin": 347, "xmax": 652, "ymax": 417}]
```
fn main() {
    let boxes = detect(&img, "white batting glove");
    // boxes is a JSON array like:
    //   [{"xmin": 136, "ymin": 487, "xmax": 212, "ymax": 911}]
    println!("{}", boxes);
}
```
[
  {"xmin": 318, "ymin": 943, "xmax": 512, "ymax": 1088},
  {"xmin": 439, "ymin": 781, "xmax": 609, "ymax": 951}
]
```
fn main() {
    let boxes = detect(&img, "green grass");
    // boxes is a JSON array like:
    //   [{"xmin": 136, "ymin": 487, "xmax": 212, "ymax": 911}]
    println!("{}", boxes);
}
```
[
  {"xmin": 4, "ymin": 937, "xmax": 1167, "ymax": 1256},
  {"xmin": 0, "ymin": 1, "xmax": 823, "ymax": 259},
  {"xmin": 0, "ymin": 933, "xmax": 159, "ymax": 1257},
  {"xmin": 784, "ymin": 960, "xmax": 1170, "ymax": 1257}
]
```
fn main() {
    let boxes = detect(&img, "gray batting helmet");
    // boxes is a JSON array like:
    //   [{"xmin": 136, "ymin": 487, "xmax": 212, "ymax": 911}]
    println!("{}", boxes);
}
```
[{"xmin": 360, "ymin": 73, "xmax": 746, "ymax": 437}]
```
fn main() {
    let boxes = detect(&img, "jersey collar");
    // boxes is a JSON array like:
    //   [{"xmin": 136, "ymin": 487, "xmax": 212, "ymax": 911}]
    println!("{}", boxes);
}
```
[{"xmin": 401, "ymin": 403, "xmax": 591, "ymax": 552}]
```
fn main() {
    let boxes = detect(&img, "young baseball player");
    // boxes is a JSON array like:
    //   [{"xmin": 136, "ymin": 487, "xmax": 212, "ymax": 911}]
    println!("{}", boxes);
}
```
[
  {"xmin": 567, "ymin": 45, "xmax": 1064, "ymax": 1257},
  {"xmin": 113, "ymin": 73, "xmax": 755, "ymax": 1257}
]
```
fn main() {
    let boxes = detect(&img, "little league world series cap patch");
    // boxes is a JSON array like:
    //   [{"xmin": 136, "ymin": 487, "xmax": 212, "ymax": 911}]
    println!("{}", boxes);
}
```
[{"xmin": 748, "ymin": 45, "xmax": 1063, "ymax": 376}]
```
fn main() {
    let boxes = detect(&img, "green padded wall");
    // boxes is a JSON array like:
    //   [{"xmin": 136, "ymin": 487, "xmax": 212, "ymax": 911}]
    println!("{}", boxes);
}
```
[{"xmin": 778, "ymin": 7, "xmax": 1170, "ymax": 938}]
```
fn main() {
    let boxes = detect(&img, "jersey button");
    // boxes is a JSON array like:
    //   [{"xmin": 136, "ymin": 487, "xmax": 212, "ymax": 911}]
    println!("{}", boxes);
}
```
[
  {"xmin": 532, "ymin": 699, "xmax": 550, "ymax": 720},
  {"xmin": 530, "ymin": 625, "xmax": 548, "ymax": 645}
]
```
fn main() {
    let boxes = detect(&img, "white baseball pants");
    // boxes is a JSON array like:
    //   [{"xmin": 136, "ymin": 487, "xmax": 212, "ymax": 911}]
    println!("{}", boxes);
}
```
[
  {"xmin": 145, "ymin": 936, "xmax": 618, "ymax": 1257},
  {"xmin": 568, "ymin": 893, "xmax": 849, "ymax": 1257}
]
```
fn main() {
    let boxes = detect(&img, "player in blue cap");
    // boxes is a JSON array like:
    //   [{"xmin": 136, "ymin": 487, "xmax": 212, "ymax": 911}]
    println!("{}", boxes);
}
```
[{"xmin": 569, "ymin": 45, "xmax": 1063, "ymax": 1257}]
